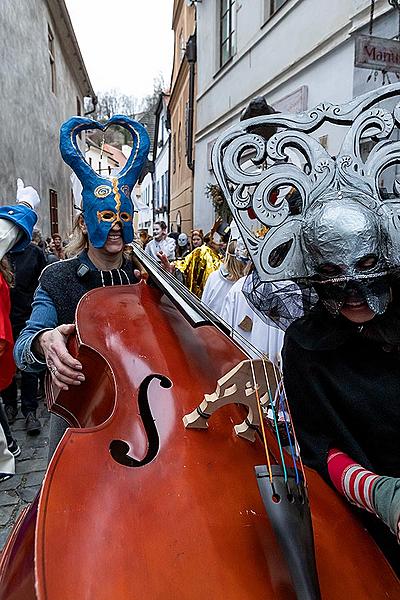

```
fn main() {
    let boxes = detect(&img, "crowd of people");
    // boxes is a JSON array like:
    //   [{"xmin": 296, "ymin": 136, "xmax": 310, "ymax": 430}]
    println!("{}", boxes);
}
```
[
  {"xmin": 0, "ymin": 187, "xmax": 88, "ymax": 467},
  {"xmin": 0, "ymin": 104, "xmax": 399, "ymax": 581},
  {"xmin": 0, "ymin": 199, "xmax": 291, "ymax": 482},
  {"xmin": 138, "ymin": 218, "xmax": 287, "ymax": 365}
]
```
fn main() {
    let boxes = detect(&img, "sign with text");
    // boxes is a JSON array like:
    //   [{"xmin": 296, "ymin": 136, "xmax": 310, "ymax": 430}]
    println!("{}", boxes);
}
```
[{"xmin": 355, "ymin": 34, "xmax": 400, "ymax": 74}]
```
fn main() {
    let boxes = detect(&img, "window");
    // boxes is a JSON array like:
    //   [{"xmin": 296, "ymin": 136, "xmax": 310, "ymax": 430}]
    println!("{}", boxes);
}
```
[
  {"xmin": 176, "ymin": 211, "xmax": 182, "ymax": 233},
  {"xmin": 179, "ymin": 29, "xmax": 185, "ymax": 60},
  {"xmin": 271, "ymin": 0, "xmax": 288, "ymax": 13},
  {"xmin": 265, "ymin": 0, "xmax": 289, "ymax": 20},
  {"xmin": 178, "ymin": 124, "xmax": 182, "ymax": 166},
  {"xmin": 160, "ymin": 116, "xmax": 165, "ymax": 147},
  {"xmin": 48, "ymin": 25, "xmax": 56, "ymax": 94},
  {"xmin": 165, "ymin": 171, "xmax": 169, "ymax": 209},
  {"xmin": 161, "ymin": 172, "xmax": 169, "ymax": 210},
  {"xmin": 49, "ymin": 189, "xmax": 58, "ymax": 235},
  {"xmin": 172, "ymin": 134, "xmax": 176, "ymax": 173},
  {"xmin": 156, "ymin": 181, "xmax": 160, "ymax": 210},
  {"xmin": 220, "ymin": 0, "xmax": 236, "ymax": 67}
]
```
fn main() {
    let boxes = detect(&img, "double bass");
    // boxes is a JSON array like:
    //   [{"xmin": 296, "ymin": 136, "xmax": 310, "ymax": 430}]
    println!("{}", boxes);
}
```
[{"xmin": 0, "ymin": 246, "xmax": 399, "ymax": 599}]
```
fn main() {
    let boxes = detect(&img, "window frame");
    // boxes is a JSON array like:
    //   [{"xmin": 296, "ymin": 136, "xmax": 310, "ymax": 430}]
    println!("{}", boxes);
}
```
[
  {"xmin": 48, "ymin": 24, "xmax": 56, "ymax": 94},
  {"xmin": 264, "ymin": 0, "xmax": 289, "ymax": 21},
  {"xmin": 219, "ymin": 0, "xmax": 236, "ymax": 68},
  {"xmin": 49, "ymin": 189, "xmax": 58, "ymax": 236}
]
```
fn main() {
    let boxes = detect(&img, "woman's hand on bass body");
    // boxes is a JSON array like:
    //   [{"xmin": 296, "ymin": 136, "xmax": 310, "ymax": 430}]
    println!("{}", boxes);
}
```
[{"xmin": 35, "ymin": 324, "xmax": 85, "ymax": 391}]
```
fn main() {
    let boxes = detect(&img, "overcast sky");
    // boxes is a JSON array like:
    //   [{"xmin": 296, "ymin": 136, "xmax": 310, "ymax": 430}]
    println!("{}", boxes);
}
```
[{"xmin": 65, "ymin": 0, "xmax": 174, "ymax": 100}]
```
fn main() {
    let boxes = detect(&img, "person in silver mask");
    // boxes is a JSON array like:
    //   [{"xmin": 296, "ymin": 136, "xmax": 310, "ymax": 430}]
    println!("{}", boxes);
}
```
[
  {"xmin": 281, "ymin": 189, "xmax": 400, "ymax": 574},
  {"xmin": 212, "ymin": 83, "xmax": 400, "ymax": 574},
  {"xmin": 302, "ymin": 193, "xmax": 391, "ymax": 320}
]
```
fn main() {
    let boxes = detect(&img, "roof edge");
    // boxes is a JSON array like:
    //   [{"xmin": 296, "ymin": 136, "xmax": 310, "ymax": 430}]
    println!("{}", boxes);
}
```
[{"xmin": 46, "ymin": 0, "xmax": 95, "ymax": 98}]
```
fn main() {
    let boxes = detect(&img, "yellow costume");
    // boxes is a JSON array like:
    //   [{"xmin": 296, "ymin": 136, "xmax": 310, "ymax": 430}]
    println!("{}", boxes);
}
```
[{"xmin": 175, "ymin": 245, "xmax": 222, "ymax": 298}]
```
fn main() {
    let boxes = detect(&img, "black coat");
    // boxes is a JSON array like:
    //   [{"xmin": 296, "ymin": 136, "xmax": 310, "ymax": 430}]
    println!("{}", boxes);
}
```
[
  {"xmin": 282, "ymin": 304, "xmax": 400, "ymax": 571},
  {"xmin": 9, "ymin": 243, "xmax": 47, "ymax": 336},
  {"xmin": 282, "ymin": 308, "xmax": 400, "ymax": 480}
]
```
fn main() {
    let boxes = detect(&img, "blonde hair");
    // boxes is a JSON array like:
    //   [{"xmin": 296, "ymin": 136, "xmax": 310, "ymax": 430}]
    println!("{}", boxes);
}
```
[
  {"xmin": 64, "ymin": 215, "xmax": 88, "ymax": 258},
  {"xmin": 0, "ymin": 256, "xmax": 14, "ymax": 287},
  {"xmin": 224, "ymin": 240, "xmax": 245, "ymax": 282}
]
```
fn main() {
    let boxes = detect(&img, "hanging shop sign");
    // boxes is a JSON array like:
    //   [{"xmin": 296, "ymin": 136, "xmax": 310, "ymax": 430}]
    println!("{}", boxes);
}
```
[{"xmin": 355, "ymin": 34, "xmax": 400, "ymax": 74}]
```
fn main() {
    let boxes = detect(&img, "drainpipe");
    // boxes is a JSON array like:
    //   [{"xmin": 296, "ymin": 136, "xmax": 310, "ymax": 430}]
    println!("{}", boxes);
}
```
[
  {"xmin": 84, "ymin": 95, "xmax": 98, "ymax": 116},
  {"xmin": 185, "ymin": 33, "xmax": 196, "ymax": 172}
]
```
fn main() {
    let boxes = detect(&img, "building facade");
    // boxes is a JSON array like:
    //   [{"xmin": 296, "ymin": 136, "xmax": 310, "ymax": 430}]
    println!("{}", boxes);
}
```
[
  {"xmin": 0, "ymin": 0, "xmax": 94, "ymax": 238},
  {"xmin": 168, "ymin": 0, "xmax": 197, "ymax": 233},
  {"xmin": 138, "ymin": 171, "xmax": 154, "ymax": 233},
  {"xmin": 153, "ymin": 93, "xmax": 170, "ymax": 226},
  {"xmin": 194, "ymin": 0, "xmax": 395, "ymax": 231}
]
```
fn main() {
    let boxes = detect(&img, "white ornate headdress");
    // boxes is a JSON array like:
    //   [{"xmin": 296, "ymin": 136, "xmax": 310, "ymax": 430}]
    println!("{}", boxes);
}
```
[{"xmin": 212, "ymin": 83, "xmax": 400, "ymax": 283}]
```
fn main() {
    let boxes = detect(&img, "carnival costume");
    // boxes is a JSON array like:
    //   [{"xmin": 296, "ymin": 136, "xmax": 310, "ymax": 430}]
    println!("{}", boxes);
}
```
[
  {"xmin": 15, "ymin": 115, "xmax": 150, "ymax": 456},
  {"xmin": 3, "ymin": 104, "xmax": 400, "ymax": 599},
  {"xmin": 175, "ymin": 244, "xmax": 222, "ymax": 298},
  {"xmin": 0, "ymin": 180, "xmax": 39, "ymax": 479},
  {"xmin": 212, "ymin": 82, "xmax": 400, "ymax": 570}
]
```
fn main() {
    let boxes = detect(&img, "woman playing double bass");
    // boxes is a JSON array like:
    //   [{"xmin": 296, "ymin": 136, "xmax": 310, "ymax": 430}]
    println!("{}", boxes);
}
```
[
  {"xmin": 14, "ymin": 115, "xmax": 149, "ymax": 455},
  {"xmin": 5, "ymin": 108, "xmax": 400, "ymax": 600}
]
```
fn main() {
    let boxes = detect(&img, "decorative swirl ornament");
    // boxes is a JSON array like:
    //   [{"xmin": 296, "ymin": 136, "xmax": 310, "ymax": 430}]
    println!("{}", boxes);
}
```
[
  {"xmin": 94, "ymin": 185, "xmax": 112, "ymax": 198},
  {"xmin": 212, "ymin": 82, "xmax": 400, "ymax": 282}
]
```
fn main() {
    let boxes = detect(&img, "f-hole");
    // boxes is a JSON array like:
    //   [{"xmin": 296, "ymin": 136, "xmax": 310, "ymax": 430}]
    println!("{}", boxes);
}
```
[{"xmin": 109, "ymin": 374, "xmax": 172, "ymax": 467}]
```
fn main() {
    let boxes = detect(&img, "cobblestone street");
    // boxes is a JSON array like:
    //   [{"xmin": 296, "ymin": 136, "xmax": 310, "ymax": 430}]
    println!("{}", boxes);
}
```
[{"xmin": 0, "ymin": 401, "xmax": 49, "ymax": 550}]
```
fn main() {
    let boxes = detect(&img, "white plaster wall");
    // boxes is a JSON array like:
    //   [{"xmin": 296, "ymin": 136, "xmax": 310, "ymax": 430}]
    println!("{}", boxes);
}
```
[
  {"xmin": 196, "ymin": 0, "xmax": 354, "ymax": 137},
  {"xmin": 0, "ymin": 0, "xmax": 88, "ymax": 238},
  {"xmin": 194, "ymin": 0, "xmax": 392, "ymax": 230}
]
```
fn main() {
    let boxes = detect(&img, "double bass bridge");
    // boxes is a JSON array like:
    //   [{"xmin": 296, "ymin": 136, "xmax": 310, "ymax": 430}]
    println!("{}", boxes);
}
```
[{"xmin": 183, "ymin": 359, "xmax": 277, "ymax": 441}]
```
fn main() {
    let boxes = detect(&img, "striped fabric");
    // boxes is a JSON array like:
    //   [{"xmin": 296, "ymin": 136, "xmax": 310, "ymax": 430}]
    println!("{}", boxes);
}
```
[{"xmin": 327, "ymin": 449, "xmax": 379, "ymax": 513}]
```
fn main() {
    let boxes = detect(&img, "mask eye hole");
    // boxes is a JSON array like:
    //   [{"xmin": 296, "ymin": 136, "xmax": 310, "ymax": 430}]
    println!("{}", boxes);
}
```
[
  {"xmin": 120, "ymin": 212, "xmax": 132, "ymax": 222},
  {"xmin": 318, "ymin": 263, "xmax": 342, "ymax": 277},
  {"xmin": 94, "ymin": 185, "xmax": 112, "ymax": 198},
  {"xmin": 100, "ymin": 211, "xmax": 116, "ymax": 222},
  {"xmin": 356, "ymin": 255, "xmax": 378, "ymax": 271}
]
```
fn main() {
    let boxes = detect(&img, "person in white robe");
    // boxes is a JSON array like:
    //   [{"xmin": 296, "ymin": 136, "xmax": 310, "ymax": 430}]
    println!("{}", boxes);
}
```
[
  {"xmin": 221, "ymin": 275, "xmax": 285, "ymax": 367},
  {"xmin": 201, "ymin": 238, "xmax": 246, "ymax": 317}
]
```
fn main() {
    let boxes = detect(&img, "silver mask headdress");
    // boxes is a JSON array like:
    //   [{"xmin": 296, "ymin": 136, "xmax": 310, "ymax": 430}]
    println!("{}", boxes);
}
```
[{"xmin": 212, "ymin": 83, "xmax": 400, "ymax": 316}]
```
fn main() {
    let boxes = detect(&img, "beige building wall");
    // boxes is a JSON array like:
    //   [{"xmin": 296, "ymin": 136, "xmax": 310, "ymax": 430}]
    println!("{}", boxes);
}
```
[{"xmin": 168, "ymin": 0, "xmax": 196, "ymax": 234}]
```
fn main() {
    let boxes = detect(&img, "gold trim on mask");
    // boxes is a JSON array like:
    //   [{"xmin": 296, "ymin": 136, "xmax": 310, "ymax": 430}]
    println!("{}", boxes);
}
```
[
  {"xmin": 112, "ymin": 178, "xmax": 121, "ymax": 212},
  {"xmin": 97, "ymin": 209, "xmax": 133, "ymax": 224}
]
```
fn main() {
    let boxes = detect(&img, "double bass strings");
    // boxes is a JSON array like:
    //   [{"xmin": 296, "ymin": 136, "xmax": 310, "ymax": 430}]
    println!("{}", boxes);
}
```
[
  {"xmin": 131, "ymin": 244, "xmax": 304, "ymax": 488},
  {"xmin": 261, "ymin": 359, "xmax": 289, "ymax": 484},
  {"xmin": 250, "ymin": 359, "xmax": 274, "ymax": 481}
]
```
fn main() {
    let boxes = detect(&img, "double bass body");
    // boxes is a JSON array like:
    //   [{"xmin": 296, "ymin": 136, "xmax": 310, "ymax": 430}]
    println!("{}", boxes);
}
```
[{"xmin": 0, "ymin": 280, "xmax": 398, "ymax": 599}]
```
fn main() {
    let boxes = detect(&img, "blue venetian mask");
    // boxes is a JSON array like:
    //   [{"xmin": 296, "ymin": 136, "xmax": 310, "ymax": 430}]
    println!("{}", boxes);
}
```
[{"xmin": 60, "ymin": 115, "xmax": 150, "ymax": 248}]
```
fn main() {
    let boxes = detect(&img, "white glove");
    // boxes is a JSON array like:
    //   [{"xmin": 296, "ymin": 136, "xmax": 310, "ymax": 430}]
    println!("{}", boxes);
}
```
[{"xmin": 16, "ymin": 178, "xmax": 40, "ymax": 210}]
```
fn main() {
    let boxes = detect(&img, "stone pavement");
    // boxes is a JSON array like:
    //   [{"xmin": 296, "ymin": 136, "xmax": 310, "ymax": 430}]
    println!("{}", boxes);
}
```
[{"xmin": 0, "ymin": 400, "xmax": 50, "ymax": 550}]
